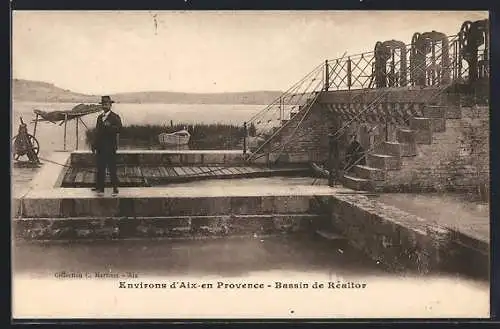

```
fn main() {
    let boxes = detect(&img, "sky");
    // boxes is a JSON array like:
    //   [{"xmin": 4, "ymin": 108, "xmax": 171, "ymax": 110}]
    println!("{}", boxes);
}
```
[{"xmin": 12, "ymin": 11, "xmax": 488, "ymax": 94}]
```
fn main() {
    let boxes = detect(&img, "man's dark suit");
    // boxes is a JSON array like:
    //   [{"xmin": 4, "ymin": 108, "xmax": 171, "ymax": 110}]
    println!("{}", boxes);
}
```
[{"xmin": 92, "ymin": 111, "xmax": 122, "ymax": 191}]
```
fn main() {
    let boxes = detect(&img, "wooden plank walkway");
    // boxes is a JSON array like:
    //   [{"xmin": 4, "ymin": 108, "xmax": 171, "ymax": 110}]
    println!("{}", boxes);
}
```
[{"xmin": 61, "ymin": 165, "xmax": 311, "ymax": 188}]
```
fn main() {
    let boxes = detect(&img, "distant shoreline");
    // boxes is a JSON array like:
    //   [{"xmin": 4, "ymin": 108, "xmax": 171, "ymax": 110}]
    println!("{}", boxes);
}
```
[
  {"xmin": 12, "ymin": 99, "xmax": 271, "ymax": 106},
  {"xmin": 13, "ymin": 79, "xmax": 284, "ymax": 105}
]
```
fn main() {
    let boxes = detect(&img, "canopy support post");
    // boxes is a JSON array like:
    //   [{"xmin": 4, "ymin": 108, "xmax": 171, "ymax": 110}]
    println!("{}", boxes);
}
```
[
  {"xmin": 63, "ymin": 114, "xmax": 68, "ymax": 151},
  {"xmin": 75, "ymin": 117, "xmax": 79, "ymax": 150}
]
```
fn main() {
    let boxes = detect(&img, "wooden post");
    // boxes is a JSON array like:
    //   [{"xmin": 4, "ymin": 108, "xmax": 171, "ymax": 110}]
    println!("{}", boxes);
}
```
[
  {"xmin": 76, "ymin": 117, "xmax": 79, "ymax": 150},
  {"xmin": 33, "ymin": 113, "xmax": 39, "ymax": 137},
  {"xmin": 243, "ymin": 122, "xmax": 247, "ymax": 155},
  {"xmin": 63, "ymin": 114, "xmax": 67, "ymax": 151}
]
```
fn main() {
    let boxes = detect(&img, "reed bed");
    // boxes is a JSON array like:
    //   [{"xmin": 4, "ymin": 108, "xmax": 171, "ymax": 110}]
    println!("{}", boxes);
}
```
[{"xmin": 85, "ymin": 122, "xmax": 254, "ymax": 150}]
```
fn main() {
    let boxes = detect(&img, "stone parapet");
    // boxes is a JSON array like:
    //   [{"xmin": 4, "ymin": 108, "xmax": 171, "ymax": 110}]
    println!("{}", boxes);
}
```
[{"xmin": 315, "ymin": 193, "xmax": 488, "ymax": 277}]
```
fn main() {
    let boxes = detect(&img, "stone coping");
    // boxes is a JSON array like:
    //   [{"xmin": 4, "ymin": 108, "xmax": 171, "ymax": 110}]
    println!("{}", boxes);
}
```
[
  {"xmin": 30, "ymin": 151, "xmax": 72, "ymax": 190},
  {"xmin": 24, "ymin": 185, "xmax": 346, "ymax": 199},
  {"xmin": 332, "ymin": 193, "xmax": 489, "ymax": 249}
]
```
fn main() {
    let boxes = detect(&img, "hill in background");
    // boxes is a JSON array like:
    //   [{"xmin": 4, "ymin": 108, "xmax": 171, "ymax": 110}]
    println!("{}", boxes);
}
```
[{"xmin": 12, "ymin": 79, "xmax": 284, "ymax": 105}]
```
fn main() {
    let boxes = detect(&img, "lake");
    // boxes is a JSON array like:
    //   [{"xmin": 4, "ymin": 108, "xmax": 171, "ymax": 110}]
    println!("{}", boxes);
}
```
[{"xmin": 12, "ymin": 101, "xmax": 263, "ymax": 156}]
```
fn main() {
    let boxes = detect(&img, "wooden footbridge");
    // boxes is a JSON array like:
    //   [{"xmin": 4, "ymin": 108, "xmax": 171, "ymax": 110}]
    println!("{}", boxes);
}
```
[{"xmin": 61, "ymin": 164, "xmax": 311, "ymax": 187}]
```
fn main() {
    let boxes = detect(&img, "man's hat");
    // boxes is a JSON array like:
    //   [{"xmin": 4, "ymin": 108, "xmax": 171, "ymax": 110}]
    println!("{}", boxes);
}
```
[{"xmin": 99, "ymin": 95, "xmax": 115, "ymax": 104}]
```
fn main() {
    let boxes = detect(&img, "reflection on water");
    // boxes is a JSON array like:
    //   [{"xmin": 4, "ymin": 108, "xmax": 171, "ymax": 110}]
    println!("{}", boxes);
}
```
[
  {"xmin": 12, "ymin": 236, "xmax": 490, "ymax": 319},
  {"xmin": 13, "ymin": 235, "xmax": 384, "ymax": 278}
]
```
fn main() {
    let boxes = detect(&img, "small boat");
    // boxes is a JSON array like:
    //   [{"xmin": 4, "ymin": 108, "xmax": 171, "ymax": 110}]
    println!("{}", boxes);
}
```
[{"xmin": 158, "ymin": 129, "xmax": 191, "ymax": 146}]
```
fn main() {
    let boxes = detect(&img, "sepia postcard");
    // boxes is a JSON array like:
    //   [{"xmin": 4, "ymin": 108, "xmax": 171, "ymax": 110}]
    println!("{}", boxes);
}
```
[{"xmin": 11, "ymin": 10, "xmax": 490, "ymax": 319}]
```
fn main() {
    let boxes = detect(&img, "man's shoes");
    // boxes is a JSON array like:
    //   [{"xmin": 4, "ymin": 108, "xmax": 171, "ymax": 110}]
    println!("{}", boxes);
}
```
[
  {"xmin": 93, "ymin": 187, "xmax": 104, "ymax": 196},
  {"xmin": 112, "ymin": 188, "xmax": 119, "ymax": 196}
]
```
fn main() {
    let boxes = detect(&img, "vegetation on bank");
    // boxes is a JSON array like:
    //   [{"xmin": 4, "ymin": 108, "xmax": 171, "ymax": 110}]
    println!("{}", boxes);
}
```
[{"xmin": 85, "ymin": 123, "xmax": 256, "ymax": 150}]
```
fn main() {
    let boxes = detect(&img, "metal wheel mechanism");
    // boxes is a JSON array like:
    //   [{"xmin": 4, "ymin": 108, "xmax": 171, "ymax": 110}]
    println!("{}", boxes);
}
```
[{"xmin": 12, "ymin": 133, "xmax": 40, "ymax": 161}]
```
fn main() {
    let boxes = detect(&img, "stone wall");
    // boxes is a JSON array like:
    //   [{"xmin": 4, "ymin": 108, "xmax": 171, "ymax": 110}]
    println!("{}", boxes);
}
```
[
  {"xmin": 262, "ymin": 104, "xmax": 336, "ymax": 164},
  {"xmin": 386, "ymin": 106, "xmax": 490, "ymax": 193},
  {"xmin": 14, "ymin": 214, "xmax": 319, "ymax": 241},
  {"xmin": 315, "ymin": 194, "xmax": 489, "ymax": 276}
]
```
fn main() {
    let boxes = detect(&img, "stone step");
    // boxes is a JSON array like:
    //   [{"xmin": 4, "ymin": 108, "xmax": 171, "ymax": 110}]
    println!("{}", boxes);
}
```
[
  {"xmin": 410, "ymin": 116, "xmax": 445, "ymax": 133},
  {"xmin": 409, "ymin": 118, "xmax": 433, "ymax": 144},
  {"xmin": 367, "ymin": 154, "xmax": 402, "ymax": 170},
  {"xmin": 13, "ymin": 214, "xmax": 323, "ymax": 241},
  {"xmin": 422, "ymin": 105, "xmax": 446, "ymax": 118},
  {"xmin": 376, "ymin": 141, "xmax": 417, "ymax": 157},
  {"xmin": 353, "ymin": 165, "xmax": 385, "ymax": 181},
  {"xmin": 396, "ymin": 129, "xmax": 416, "ymax": 144},
  {"xmin": 375, "ymin": 141, "xmax": 401, "ymax": 157},
  {"xmin": 342, "ymin": 174, "xmax": 373, "ymax": 191},
  {"xmin": 400, "ymin": 142, "xmax": 417, "ymax": 156},
  {"xmin": 425, "ymin": 104, "xmax": 462, "ymax": 119},
  {"xmin": 410, "ymin": 117, "xmax": 432, "ymax": 131}
]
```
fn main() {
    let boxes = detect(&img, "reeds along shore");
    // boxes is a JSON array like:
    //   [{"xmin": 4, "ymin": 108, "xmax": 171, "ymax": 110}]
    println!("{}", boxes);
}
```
[{"xmin": 85, "ymin": 123, "xmax": 256, "ymax": 150}]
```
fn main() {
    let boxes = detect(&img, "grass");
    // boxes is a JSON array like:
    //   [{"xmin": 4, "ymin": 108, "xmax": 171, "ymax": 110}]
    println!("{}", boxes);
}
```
[{"xmin": 85, "ymin": 123, "xmax": 253, "ymax": 150}]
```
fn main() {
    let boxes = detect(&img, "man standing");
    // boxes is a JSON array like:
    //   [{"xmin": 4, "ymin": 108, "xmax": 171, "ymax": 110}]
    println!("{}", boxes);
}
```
[{"xmin": 92, "ymin": 96, "xmax": 122, "ymax": 196}]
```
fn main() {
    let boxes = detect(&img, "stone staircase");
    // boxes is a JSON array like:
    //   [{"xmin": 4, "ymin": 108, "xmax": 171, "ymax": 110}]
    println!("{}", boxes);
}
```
[{"xmin": 343, "ymin": 101, "xmax": 462, "ymax": 191}]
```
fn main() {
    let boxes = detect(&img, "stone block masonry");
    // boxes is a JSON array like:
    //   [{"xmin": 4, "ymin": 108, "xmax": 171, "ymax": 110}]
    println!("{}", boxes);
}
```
[
  {"xmin": 385, "ymin": 106, "xmax": 489, "ymax": 193},
  {"xmin": 316, "ymin": 193, "xmax": 489, "ymax": 277},
  {"xmin": 262, "ymin": 104, "xmax": 335, "ymax": 164}
]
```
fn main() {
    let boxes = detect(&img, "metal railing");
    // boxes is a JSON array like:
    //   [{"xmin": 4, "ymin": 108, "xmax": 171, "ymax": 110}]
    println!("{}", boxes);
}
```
[
  {"xmin": 243, "ymin": 62, "xmax": 327, "ymax": 161},
  {"xmin": 325, "ymin": 32, "xmax": 488, "ymax": 92},
  {"xmin": 243, "ymin": 22, "xmax": 489, "ymax": 165}
]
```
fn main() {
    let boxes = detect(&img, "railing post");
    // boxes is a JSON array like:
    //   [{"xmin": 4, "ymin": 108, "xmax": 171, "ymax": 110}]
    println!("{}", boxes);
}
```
[
  {"xmin": 347, "ymin": 57, "xmax": 352, "ymax": 90},
  {"xmin": 243, "ymin": 122, "xmax": 247, "ymax": 155},
  {"xmin": 279, "ymin": 96, "xmax": 283, "ymax": 121},
  {"xmin": 324, "ymin": 60, "xmax": 330, "ymax": 91}
]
